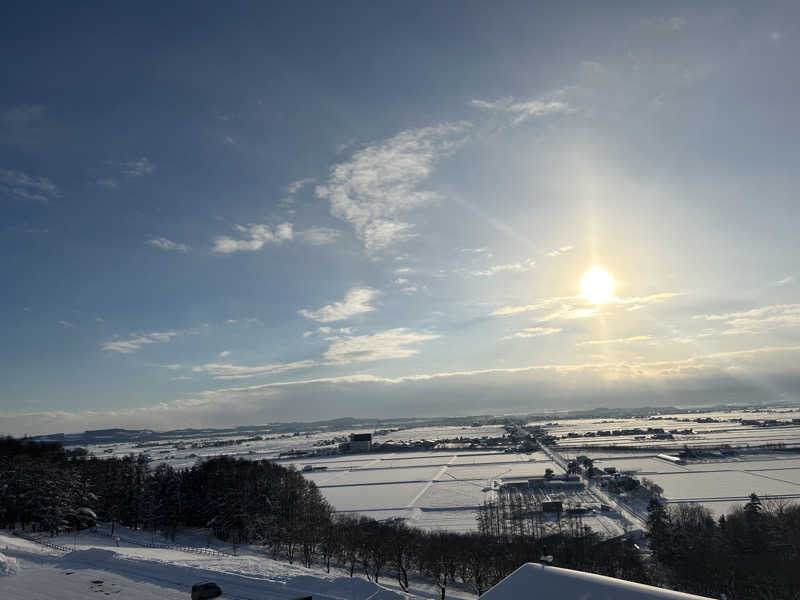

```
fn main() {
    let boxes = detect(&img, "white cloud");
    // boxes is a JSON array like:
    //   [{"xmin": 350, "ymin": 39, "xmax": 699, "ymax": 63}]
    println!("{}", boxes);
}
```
[
  {"xmin": 470, "ymin": 258, "xmax": 536, "ymax": 277},
  {"xmin": 192, "ymin": 360, "xmax": 316, "ymax": 380},
  {"xmin": 219, "ymin": 350, "xmax": 231, "ymax": 358},
  {"xmin": 693, "ymin": 304, "xmax": 800, "ymax": 335},
  {"xmin": 304, "ymin": 326, "xmax": 353, "ymax": 339},
  {"xmin": 470, "ymin": 95, "xmax": 570, "ymax": 126},
  {"xmin": 298, "ymin": 287, "xmax": 378, "ymax": 322},
  {"xmin": 146, "ymin": 237, "xmax": 189, "ymax": 252},
  {"xmin": 212, "ymin": 222, "xmax": 293, "ymax": 254},
  {"xmin": 211, "ymin": 345, "xmax": 800, "ymax": 391},
  {"xmin": 579, "ymin": 335, "xmax": 652, "ymax": 345},
  {"xmin": 316, "ymin": 122, "xmax": 469, "ymax": 251},
  {"xmin": 492, "ymin": 293, "xmax": 680, "ymax": 320},
  {"xmin": 8, "ymin": 344, "xmax": 800, "ymax": 435},
  {"xmin": 504, "ymin": 327, "xmax": 562, "ymax": 339},
  {"xmin": 777, "ymin": 276, "xmax": 794, "ymax": 286},
  {"xmin": 0, "ymin": 168, "xmax": 59, "ymax": 204},
  {"xmin": 286, "ymin": 177, "xmax": 315, "ymax": 195},
  {"xmin": 58, "ymin": 320, "xmax": 75, "ymax": 328},
  {"xmin": 121, "ymin": 157, "xmax": 156, "ymax": 177},
  {"xmin": 546, "ymin": 245, "xmax": 573, "ymax": 258},
  {"xmin": 103, "ymin": 331, "xmax": 177, "ymax": 354},
  {"xmin": 296, "ymin": 227, "xmax": 340, "ymax": 245},
  {"xmin": 323, "ymin": 328, "xmax": 439, "ymax": 365}
]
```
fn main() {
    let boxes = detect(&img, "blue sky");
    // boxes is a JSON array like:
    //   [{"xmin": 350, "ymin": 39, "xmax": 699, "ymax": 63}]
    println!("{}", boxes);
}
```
[{"xmin": 2, "ymin": 1, "xmax": 799, "ymax": 435}]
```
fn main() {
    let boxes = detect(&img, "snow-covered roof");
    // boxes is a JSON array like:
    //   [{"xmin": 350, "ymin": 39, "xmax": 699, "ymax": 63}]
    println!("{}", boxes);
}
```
[{"xmin": 479, "ymin": 563, "xmax": 714, "ymax": 600}]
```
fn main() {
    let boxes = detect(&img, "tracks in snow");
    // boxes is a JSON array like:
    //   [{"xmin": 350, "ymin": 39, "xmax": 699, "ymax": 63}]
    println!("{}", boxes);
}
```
[{"xmin": 405, "ymin": 455, "xmax": 458, "ymax": 508}]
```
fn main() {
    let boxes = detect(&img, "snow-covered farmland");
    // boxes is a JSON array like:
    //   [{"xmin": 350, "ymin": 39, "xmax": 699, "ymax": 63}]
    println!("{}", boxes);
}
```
[
  {"xmin": 74, "ymin": 407, "xmax": 800, "ymax": 535},
  {"xmin": 271, "ymin": 449, "xmax": 559, "ymax": 531}
]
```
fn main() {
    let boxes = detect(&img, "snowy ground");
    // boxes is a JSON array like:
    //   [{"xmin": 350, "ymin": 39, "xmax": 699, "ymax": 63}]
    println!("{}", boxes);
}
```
[
  {"xmin": 0, "ymin": 528, "xmax": 475, "ymax": 600},
  {"xmin": 559, "ymin": 451, "xmax": 800, "ymax": 518},
  {"xmin": 280, "ymin": 450, "xmax": 559, "ymax": 531}
]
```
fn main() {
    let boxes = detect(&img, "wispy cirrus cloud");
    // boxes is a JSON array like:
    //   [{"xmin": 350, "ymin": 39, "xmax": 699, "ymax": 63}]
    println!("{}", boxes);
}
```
[
  {"xmin": 323, "ymin": 328, "xmax": 439, "ymax": 365},
  {"xmin": 504, "ymin": 327, "xmax": 562, "ymax": 339},
  {"xmin": 470, "ymin": 94, "xmax": 570, "ymax": 126},
  {"xmin": 316, "ymin": 122, "xmax": 470, "ymax": 251},
  {"xmin": 0, "ymin": 168, "xmax": 59, "ymax": 204},
  {"xmin": 201, "ymin": 345, "xmax": 800, "ymax": 393},
  {"xmin": 295, "ymin": 226, "xmax": 340, "ymax": 245},
  {"xmin": 102, "ymin": 331, "xmax": 178, "ymax": 354},
  {"xmin": 299, "ymin": 287, "xmax": 378, "ymax": 322},
  {"xmin": 470, "ymin": 258, "xmax": 536, "ymax": 277},
  {"xmin": 194, "ymin": 326, "xmax": 433, "ymax": 378},
  {"xmin": 578, "ymin": 335, "xmax": 652, "ymax": 345},
  {"xmin": 120, "ymin": 157, "xmax": 156, "ymax": 177},
  {"xmin": 286, "ymin": 177, "xmax": 315, "ymax": 195},
  {"xmin": 212, "ymin": 223, "xmax": 293, "ymax": 254},
  {"xmin": 492, "ymin": 292, "xmax": 680, "ymax": 320},
  {"xmin": 303, "ymin": 326, "xmax": 353, "ymax": 339},
  {"xmin": 693, "ymin": 304, "xmax": 800, "ymax": 335},
  {"xmin": 192, "ymin": 360, "xmax": 316, "ymax": 380},
  {"xmin": 546, "ymin": 245, "xmax": 573, "ymax": 258},
  {"xmin": 146, "ymin": 237, "xmax": 189, "ymax": 252}
]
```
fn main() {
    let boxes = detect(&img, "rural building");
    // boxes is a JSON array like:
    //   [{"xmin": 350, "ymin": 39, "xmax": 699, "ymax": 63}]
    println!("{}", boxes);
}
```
[
  {"xmin": 541, "ymin": 500, "xmax": 563, "ymax": 513},
  {"xmin": 349, "ymin": 432, "xmax": 373, "ymax": 452}
]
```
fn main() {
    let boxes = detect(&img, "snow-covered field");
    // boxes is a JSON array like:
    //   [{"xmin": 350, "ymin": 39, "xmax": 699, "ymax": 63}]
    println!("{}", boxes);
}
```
[
  {"xmin": 563, "ymin": 451, "xmax": 800, "ymax": 517},
  {"xmin": 73, "ymin": 408, "xmax": 800, "ymax": 534},
  {"xmin": 289, "ymin": 450, "xmax": 558, "ymax": 529}
]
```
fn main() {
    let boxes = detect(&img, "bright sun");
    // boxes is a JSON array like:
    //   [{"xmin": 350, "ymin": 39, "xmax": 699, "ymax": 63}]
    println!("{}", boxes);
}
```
[{"xmin": 581, "ymin": 267, "xmax": 614, "ymax": 304}]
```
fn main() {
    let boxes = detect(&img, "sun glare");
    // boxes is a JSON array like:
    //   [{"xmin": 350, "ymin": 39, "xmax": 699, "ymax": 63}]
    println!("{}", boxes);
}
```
[{"xmin": 581, "ymin": 267, "xmax": 614, "ymax": 304}]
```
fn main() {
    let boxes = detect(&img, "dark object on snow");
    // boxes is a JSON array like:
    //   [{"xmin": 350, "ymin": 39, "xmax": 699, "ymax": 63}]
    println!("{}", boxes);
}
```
[
  {"xmin": 291, "ymin": 596, "xmax": 312, "ymax": 599},
  {"xmin": 191, "ymin": 582, "xmax": 222, "ymax": 600}
]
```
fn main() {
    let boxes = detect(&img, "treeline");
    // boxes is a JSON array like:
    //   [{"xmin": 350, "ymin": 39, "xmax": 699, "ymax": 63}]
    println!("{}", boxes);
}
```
[{"xmin": 647, "ymin": 494, "xmax": 800, "ymax": 599}]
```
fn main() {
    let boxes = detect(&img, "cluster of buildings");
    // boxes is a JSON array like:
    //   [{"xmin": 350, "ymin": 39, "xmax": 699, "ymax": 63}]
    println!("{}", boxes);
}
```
[{"xmin": 338, "ymin": 432, "xmax": 373, "ymax": 453}]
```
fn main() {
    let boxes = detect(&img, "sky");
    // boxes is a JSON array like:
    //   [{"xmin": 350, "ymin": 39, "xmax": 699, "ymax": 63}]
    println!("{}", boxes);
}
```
[{"xmin": 1, "ymin": 1, "xmax": 799, "ymax": 436}]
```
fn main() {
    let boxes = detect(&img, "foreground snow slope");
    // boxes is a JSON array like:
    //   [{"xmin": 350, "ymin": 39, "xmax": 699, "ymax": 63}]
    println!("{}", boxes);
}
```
[{"xmin": 0, "ymin": 532, "xmax": 406, "ymax": 600}]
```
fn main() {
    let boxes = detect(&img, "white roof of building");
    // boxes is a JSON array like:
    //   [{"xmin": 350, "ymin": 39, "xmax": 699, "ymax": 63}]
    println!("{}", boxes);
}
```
[{"xmin": 479, "ymin": 563, "xmax": 714, "ymax": 600}]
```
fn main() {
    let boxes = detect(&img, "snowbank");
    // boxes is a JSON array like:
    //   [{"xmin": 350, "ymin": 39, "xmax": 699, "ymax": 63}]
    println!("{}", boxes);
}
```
[
  {"xmin": 480, "ymin": 563, "xmax": 714, "ymax": 600},
  {"xmin": 0, "ymin": 551, "xmax": 20, "ymax": 576}
]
